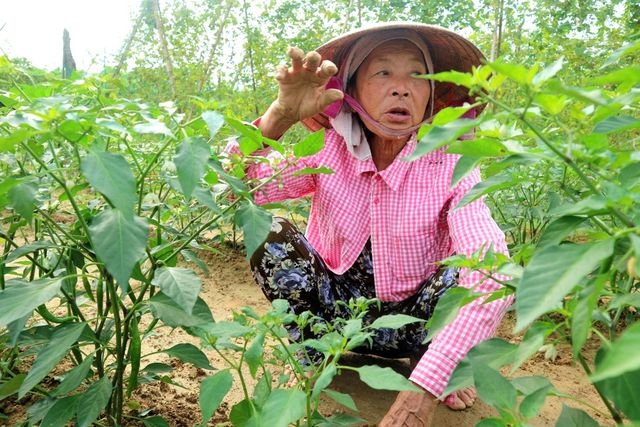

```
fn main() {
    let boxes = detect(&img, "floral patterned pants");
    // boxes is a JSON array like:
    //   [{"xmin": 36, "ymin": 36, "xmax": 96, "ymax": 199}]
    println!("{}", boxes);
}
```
[{"xmin": 250, "ymin": 217, "xmax": 458, "ymax": 361}]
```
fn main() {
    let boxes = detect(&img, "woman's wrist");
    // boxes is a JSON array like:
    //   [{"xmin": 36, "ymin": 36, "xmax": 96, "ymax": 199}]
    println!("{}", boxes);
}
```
[{"xmin": 259, "ymin": 101, "xmax": 298, "ymax": 140}]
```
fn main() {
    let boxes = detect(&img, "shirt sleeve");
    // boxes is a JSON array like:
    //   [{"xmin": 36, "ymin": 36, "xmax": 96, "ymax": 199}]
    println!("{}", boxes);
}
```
[
  {"xmin": 223, "ymin": 137, "xmax": 319, "ymax": 204},
  {"xmin": 408, "ymin": 166, "xmax": 513, "ymax": 401}
]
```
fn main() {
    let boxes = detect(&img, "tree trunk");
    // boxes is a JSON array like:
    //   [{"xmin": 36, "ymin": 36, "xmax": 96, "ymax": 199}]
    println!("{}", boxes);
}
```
[
  {"xmin": 490, "ymin": 0, "xmax": 505, "ymax": 61},
  {"xmin": 152, "ymin": 0, "xmax": 177, "ymax": 100},
  {"xmin": 113, "ymin": 2, "xmax": 146, "ymax": 77},
  {"xmin": 197, "ymin": 2, "xmax": 233, "ymax": 93},
  {"xmin": 241, "ymin": 0, "xmax": 259, "ymax": 116},
  {"xmin": 62, "ymin": 29, "xmax": 76, "ymax": 78}
]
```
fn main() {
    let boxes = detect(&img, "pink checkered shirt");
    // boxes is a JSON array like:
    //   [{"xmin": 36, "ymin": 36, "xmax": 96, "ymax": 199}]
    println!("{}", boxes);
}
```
[{"xmin": 225, "ymin": 129, "xmax": 511, "ymax": 400}]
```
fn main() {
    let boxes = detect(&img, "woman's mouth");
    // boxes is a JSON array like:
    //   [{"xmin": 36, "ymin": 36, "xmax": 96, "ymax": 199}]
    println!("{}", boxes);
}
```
[{"xmin": 384, "ymin": 107, "xmax": 411, "ymax": 123}]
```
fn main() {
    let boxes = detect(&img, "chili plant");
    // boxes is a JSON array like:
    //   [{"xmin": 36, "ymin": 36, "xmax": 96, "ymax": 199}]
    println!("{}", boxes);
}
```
[
  {"xmin": 193, "ymin": 297, "xmax": 422, "ymax": 427},
  {"xmin": 0, "ymin": 65, "xmax": 281, "ymax": 425},
  {"xmin": 412, "ymin": 39, "xmax": 640, "ymax": 425}
]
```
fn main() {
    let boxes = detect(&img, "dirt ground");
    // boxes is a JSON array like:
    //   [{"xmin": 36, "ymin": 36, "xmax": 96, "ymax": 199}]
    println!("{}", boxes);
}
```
[
  {"xmin": 1, "ymin": 245, "xmax": 615, "ymax": 426},
  {"xmin": 126, "ymin": 246, "xmax": 615, "ymax": 427}
]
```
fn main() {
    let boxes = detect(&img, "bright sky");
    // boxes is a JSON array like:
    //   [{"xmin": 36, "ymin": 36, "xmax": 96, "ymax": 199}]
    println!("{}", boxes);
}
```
[{"xmin": 1, "ymin": 1, "xmax": 139, "ymax": 72}]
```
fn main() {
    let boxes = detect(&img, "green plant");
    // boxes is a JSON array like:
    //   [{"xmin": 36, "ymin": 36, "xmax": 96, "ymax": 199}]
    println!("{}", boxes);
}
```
[
  {"xmin": 410, "ymin": 38, "xmax": 640, "ymax": 426},
  {"xmin": 0, "ymin": 64, "xmax": 273, "ymax": 425},
  {"xmin": 193, "ymin": 297, "xmax": 422, "ymax": 427}
]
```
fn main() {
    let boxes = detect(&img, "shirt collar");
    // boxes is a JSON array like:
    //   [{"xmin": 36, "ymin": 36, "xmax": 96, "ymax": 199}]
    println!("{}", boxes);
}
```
[
  {"xmin": 354, "ymin": 136, "xmax": 418, "ymax": 191},
  {"xmin": 378, "ymin": 139, "xmax": 417, "ymax": 191}
]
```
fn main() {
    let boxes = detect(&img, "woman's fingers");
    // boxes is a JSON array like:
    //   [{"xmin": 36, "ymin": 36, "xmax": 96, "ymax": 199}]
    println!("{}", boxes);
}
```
[
  {"xmin": 287, "ymin": 46, "xmax": 305, "ymax": 71},
  {"xmin": 303, "ymin": 50, "xmax": 321, "ymax": 69},
  {"xmin": 319, "ymin": 59, "xmax": 338, "ymax": 78}
]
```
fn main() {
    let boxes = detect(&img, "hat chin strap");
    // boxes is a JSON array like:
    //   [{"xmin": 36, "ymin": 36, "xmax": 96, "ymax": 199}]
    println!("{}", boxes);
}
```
[
  {"xmin": 343, "ymin": 92, "xmax": 426, "ymax": 138},
  {"xmin": 324, "ymin": 76, "xmax": 429, "ymax": 139}
]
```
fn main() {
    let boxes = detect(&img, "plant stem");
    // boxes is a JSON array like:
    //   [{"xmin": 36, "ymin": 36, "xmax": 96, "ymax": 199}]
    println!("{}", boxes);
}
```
[
  {"xmin": 106, "ymin": 276, "xmax": 125, "ymax": 426},
  {"xmin": 576, "ymin": 353, "xmax": 624, "ymax": 423}
]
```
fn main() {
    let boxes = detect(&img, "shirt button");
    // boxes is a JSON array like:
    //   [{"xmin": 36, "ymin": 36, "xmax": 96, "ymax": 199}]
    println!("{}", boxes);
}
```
[{"xmin": 373, "ymin": 198, "xmax": 380, "ymax": 204}]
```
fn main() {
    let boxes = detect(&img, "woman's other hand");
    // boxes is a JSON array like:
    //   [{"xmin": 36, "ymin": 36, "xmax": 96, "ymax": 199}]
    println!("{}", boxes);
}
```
[{"xmin": 378, "ymin": 390, "xmax": 438, "ymax": 427}]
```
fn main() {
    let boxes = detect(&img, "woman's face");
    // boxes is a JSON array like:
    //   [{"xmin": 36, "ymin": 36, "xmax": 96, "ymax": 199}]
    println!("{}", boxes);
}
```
[{"xmin": 352, "ymin": 39, "xmax": 431, "ymax": 135}]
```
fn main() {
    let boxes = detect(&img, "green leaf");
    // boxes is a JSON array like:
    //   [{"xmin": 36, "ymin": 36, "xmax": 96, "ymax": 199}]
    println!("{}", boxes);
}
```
[
  {"xmin": 142, "ymin": 416, "xmax": 171, "ymax": 427},
  {"xmin": 593, "ymin": 115, "xmax": 640, "ymax": 134},
  {"xmin": 0, "ymin": 127, "xmax": 33, "ymax": 152},
  {"xmin": 555, "ymin": 405, "xmax": 600, "ymax": 427},
  {"xmin": 353, "ymin": 365, "xmax": 422, "ymax": 392},
  {"xmin": 443, "ymin": 339, "xmax": 518, "ymax": 397},
  {"xmin": 8, "ymin": 179, "xmax": 38, "ymax": 223},
  {"xmin": 174, "ymin": 137, "xmax": 210, "ymax": 200},
  {"xmin": 473, "ymin": 364, "xmax": 517, "ymax": 412},
  {"xmin": 147, "ymin": 294, "xmax": 214, "ymax": 328},
  {"xmin": 511, "ymin": 322, "xmax": 553, "ymax": 372},
  {"xmin": 0, "ymin": 277, "xmax": 63, "ymax": 327},
  {"xmin": 151, "ymin": 267, "xmax": 201, "ymax": 315},
  {"xmin": 201, "ymin": 111, "xmax": 224, "ymax": 138},
  {"xmin": 245, "ymin": 333, "xmax": 265, "ymax": 378},
  {"xmin": 407, "ymin": 118, "xmax": 480, "ymax": 161},
  {"xmin": 81, "ymin": 150, "xmax": 136, "ymax": 216},
  {"xmin": 425, "ymin": 287, "xmax": 475, "ymax": 342},
  {"xmin": 40, "ymin": 395, "xmax": 78, "ymax": 427},
  {"xmin": 549, "ymin": 196, "xmax": 608, "ymax": 217},
  {"xmin": 5, "ymin": 240, "xmax": 58, "ymax": 263},
  {"xmin": 89, "ymin": 209, "xmax": 148, "ymax": 292},
  {"xmin": 229, "ymin": 398, "xmax": 254, "ymax": 427},
  {"xmin": 519, "ymin": 384, "xmax": 552, "ymax": 419},
  {"xmin": 96, "ymin": 118, "xmax": 129, "ymax": 135},
  {"xmin": 368, "ymin": 314, "xmax": 424, "ymax": 330},
  {"xmin": 450, "ymin": 155, "xmax": 481, "ymax": 189},
  {"xmin": 489, "ymin": 62, "xmax": 535, "ymax": 85},
  {"xmin": 293, "ymin": 129, "xmax": 325, "ymax": 157},
  {"xmin": 532, "ymin": 58, "xmax": 564, "ymax": 86},
  {"xmin": 0, "ymin": 373, "xmax": 25, "ymax": 400},
  {"xmin": 200, "ymin": 370, "xmax": 233, "ymax": 423},
  {"xmin": 534, "ymin": 93, "xmax": 568, "ymax": 115},
  {"xmin": 323, "ymin": 388, "xmax": 358, "ymax": 412},
  {"xmin": 76, "ymin": 375, "xmax": 112, "ymax": 427},
  {"xmin": 226, "ymin": 117, "xmax": 264, "ymax": 155},
  {"xmin": 235, "ymin": 201, "xmax": 272, "ymax": 259},
  {"xmin": 590, "ymin": 322, "xmax": 640, "ymax": 382},
  {"xmin": 54, "ymin": 355, "xmax": 94, "ymax": 396},
  {"xmin": 456, "ymin": 175, "xmax": 516, "ymax": 209},
  {"xmin": 536, "ymin": 216, "xmax": 586, "ymax": 249},
  {"xmin": 312, "ymin": 364, "xmax": 337, "ymax": 400},
  {"xmin": 253, "ymin": 373, "xmax": 271, "ymax": 407},
  {"xmin": 19, "ymin": 323, "xmax": 87, "ymax": 398},
  {"xmin": 511, "ymin": 376, "xmax": 556, "ymax": 395},
  {"xmin": 133, "ymin": 120, "xmax": 173, "ymax": 137},
  {"xmin": 164, "ymin": 343, "xmax": 213, "ymax": 370},
  {"xmin": 515, "ymin": 239, "xmax": 615, "ymax": 332},
  {"xmin": 593, "ymin": 362, "xmax": 640, "ymax": 421},
  {"xmin": 447, "ymin": 138, "xmax": 509, "ymax": 157},
  {"xmin": 259, "ymin": 388, "xmax": 307, "ymax": 427},
  {"xmin": 58, "ymin": 119, "xmax": 90, "ymax": 143},
  {"xmin": 423, "ymin": 70, "xmax": 472, "ymax": 88},
  {"xmin": 193, "ymin": 186, "xmax": 222, "ymax": 214}
]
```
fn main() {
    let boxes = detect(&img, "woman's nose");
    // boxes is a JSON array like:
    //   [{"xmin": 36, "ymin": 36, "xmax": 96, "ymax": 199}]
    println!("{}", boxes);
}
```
[{"xmin": 392, "ymin": 90, "xmax": 409, "ymax": 97}]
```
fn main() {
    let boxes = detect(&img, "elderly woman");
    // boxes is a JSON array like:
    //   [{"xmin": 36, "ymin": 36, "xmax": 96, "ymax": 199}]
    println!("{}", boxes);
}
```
[{"xmin": 226, "ymin": 22, "xmax": 511, "ymax": 426}]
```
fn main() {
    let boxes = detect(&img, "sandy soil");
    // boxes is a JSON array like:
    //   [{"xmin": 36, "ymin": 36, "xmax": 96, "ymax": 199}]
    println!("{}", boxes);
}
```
[{"xmin": 126, "ymin": 246, "xmax": 615, "ymax": 427}]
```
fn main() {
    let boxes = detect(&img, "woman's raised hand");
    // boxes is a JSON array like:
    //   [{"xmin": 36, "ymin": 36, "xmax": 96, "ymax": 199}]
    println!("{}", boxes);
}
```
[{"xmin": 260, "ymin": 47, "xmax": 343, "ymax": 139}]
